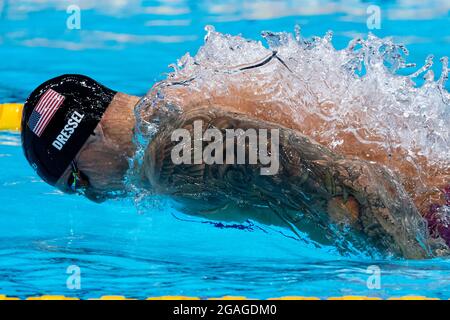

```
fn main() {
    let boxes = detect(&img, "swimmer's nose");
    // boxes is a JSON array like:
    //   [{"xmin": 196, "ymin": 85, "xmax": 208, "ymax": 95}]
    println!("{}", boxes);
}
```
[{"xmin": 83, "ymin": 189, "xmax": 107, "ymax": 203}]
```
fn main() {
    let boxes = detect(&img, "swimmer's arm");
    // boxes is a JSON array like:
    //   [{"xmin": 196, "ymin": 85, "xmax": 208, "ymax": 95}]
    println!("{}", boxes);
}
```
[
  {"xmin": 150, "ymin": 76, "xmax": 449, "ymax": 216},
  {"xmin": 143, "ymin": 107, "xmax": 435, "ymax": 258}
]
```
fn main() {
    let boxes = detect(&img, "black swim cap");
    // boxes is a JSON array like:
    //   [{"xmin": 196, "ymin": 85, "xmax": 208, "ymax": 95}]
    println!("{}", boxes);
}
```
[{"xmin": 21, "ymin": 74, "xmax": 117, "ymax": 186}]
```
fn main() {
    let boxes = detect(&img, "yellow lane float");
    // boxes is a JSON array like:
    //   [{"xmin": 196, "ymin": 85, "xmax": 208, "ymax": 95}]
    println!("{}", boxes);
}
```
[{"xmin": 0, "ymin": 103, "xmax": 23, "ymax": 131}]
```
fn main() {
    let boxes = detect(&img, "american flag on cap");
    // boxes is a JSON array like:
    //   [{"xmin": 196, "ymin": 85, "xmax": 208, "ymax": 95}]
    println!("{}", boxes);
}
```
[{"xmin": 28, "ymin": 89, "xmax": 65, "ymax": 137}]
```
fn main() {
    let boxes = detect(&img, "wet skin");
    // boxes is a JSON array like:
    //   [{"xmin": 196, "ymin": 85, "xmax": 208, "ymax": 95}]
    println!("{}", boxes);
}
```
[{"xmin": 158, "ymin": 82, "xmax": 449, "ymax": 215}]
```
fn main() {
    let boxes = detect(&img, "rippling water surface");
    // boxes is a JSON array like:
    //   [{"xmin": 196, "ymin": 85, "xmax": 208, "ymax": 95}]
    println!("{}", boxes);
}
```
[{"xmin": 0, "ymin": 0, "xmax": 449, "ymax": 298}]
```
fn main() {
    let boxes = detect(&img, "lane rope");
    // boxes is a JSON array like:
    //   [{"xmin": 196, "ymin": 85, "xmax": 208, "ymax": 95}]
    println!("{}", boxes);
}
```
[{"xmin": 0, "ymin": 103, "xmax": 23, "ymax": 131}]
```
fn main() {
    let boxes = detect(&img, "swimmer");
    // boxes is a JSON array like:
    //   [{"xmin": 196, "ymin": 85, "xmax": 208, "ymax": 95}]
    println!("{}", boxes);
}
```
[{"xmin": 21, "ymin": 74, "xmax": 450, "ymax": 259}]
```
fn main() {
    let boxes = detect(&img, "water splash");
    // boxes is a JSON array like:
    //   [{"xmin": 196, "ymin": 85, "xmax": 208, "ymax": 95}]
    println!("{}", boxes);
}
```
[{"xmin": 165, "ymin": 25, "xmax": 449, "ymax": 157}]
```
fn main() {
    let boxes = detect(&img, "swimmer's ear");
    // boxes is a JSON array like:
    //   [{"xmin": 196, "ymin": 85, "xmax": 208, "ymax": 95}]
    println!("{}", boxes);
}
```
[
  {"xmin": 80, "ymin": 123, "xmax": 106, "ymax": 148},
  {"xmin": 90, "ymin": 122, "xmax": 107, "ymax": 142}
]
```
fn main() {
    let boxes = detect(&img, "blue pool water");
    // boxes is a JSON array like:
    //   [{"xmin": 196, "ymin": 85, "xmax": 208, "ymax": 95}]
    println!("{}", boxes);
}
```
[{"xmin": 1, "ymin": 0, "xmax": 450, "ymax": 299}]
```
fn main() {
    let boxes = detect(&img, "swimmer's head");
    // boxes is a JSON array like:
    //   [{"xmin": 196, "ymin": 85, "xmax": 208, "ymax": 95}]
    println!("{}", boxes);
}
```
[{"xmin": 21, "ymin": 74, "xmax": 138, "ymax": 202}]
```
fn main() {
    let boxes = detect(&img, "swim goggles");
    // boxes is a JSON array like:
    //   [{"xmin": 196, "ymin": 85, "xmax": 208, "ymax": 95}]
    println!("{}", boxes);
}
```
[{"xmin": 68, "ymin": 161, "xmax": 90, "ymax": 193}]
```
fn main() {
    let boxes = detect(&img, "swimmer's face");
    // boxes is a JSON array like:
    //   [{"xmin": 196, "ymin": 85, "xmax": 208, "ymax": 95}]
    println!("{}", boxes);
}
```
[{"xmin": 55, "ymin": 121, "xmax": 129, "ymax": 202}]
